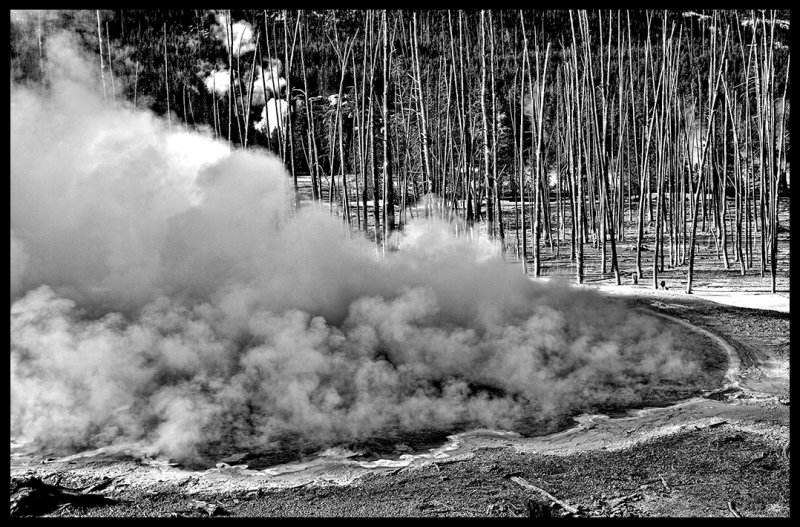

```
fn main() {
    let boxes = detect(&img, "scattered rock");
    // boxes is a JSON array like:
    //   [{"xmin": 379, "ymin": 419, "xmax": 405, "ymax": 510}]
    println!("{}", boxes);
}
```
[
  {"xmin": 245, "ymin": 490, "xmax": 262, "ymax": 499},
  {"xmin": 10, "ymin": 476, "xmax": 116, "ymax": 517},
  {"xmin": 208, "ymin": 504, "xmax": 229, "ymax": 516},
  {"xmin": 526, "ymin": 497, "xmax": 552, "ymax": 518},
  {"xmin": 190, "ymin": 499, "xmax": 229, "ymax": 516},
  {"xmin": 703, "ymin": 387, "xmax": 741, "ymax": 401}
]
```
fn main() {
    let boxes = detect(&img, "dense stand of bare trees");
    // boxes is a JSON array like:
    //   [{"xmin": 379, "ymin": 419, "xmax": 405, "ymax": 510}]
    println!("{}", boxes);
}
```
[{"xmin": 51, "ymin": 9, "xmax": 788, "ymax": 290}]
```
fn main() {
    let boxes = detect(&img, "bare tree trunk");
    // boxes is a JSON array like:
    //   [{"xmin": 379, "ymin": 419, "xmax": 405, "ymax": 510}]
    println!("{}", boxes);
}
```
[
  {"xmin": 105, "ymin": 22, "xmax": 117, "ymax": 109},
  {"xmin": 488, "ymin": 11, "xmax": 504, "ymax": 251},
  {"xmin": 687, "ymin": 22, "xmax": 728, "ymax": 294},
  {"xmin": 719, "ymin": 95, "xmax": 731, "ymax": 269},
  {"xmin": 412, "ymin": 12, "xmax": 433, "ymax": 218},
  {"xmin": 331, "ymin": 33, "xmax": 355, "ymax": 227},
  {"xmin": 96, "ymin": 11, "xmax": 108, "ymax": 104},
  {"xmin": 382, "ymin": 10, "xmax": 394, "ymax": 248},
  {"xmin": 244, "ymin": 29, "xmax": 262, "ymax": 149},
  {"xmin": 284, "ymin": 10, "xmax": 299, "ymax": 206},
  {"xmin": 479, "ymin": 11, "xmax": 494, "ymax": 237},
  {"xmin": 164, "ymin": 22, "xmax": 171, "ymax": 130},
  {"xmin": 769, "ymin": 17, "xmax": 786, "ymax": 293},
  {"xmin": 519, "ymin": 12, "xmax": 528, "ymax": 274},
  {"xmin": 264, "ymin": 11, "xmax": 282, "ymax": 156},
  {"xmin": 298, "ymin": 12, "xmax": 320, "ymax": 202},
  {"xmin": 37, "ymin": 10, "xmax": 44, "ymax": 84},
  {"xmin": 367, "ymin": 15, "xmax": 381, "ymax": 246},
  {"xmin": 531, "ymin": 38, "xmax": 551, "ymax": 278},
  {"xmin": 227, "ymin": 14, "xmax": 234, "ymax": 145}
]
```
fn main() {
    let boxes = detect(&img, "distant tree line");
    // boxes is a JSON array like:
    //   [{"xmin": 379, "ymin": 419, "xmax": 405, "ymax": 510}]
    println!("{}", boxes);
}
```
[{"xmin": 10, "ymin": 9, "xmax": 790, "ymax": 292}]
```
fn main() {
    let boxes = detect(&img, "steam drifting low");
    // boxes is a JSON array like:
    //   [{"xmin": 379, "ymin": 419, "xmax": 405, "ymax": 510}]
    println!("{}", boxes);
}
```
[{"xmin": 11, "ymin": 35, "xmax": 715, "ymax": 463}]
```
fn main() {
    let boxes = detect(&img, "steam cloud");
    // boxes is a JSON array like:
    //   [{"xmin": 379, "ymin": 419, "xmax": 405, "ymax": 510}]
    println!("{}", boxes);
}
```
[
  {"xmin": 203, "ymin": 69, "xmax": 235, "ymax": 98},
  {"xmin": 11, "ymin": 34, "xmax": 715, "ymax": 463},
  {"xmin": 255, "ymin": 98, "xmax": 290, "ymax": 136},
  {"xmin": 211, "ymin": 12, "xmax": 256, "ymax": 56},
  {"xmin": 250, "ymin": 60, "xmax": 287, "ymax": 107}
]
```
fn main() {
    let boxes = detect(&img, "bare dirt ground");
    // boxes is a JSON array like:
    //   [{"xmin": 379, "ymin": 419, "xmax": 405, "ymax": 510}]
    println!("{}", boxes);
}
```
[{"xmin": 10, "ymin": 195, "xmax": 790, "ymax": 518}]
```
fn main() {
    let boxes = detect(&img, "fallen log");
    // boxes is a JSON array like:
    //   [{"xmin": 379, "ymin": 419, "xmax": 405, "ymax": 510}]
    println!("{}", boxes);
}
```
[
  {"xmin": 10, "ymin": 476, "xmax": 117, "ymax": 517},
  {"xmin": 508, "ymin": 476, "xmax": 580, "ymax": 515},
  {"xmin": 82, "ymin": 476, "xmax": 116, "ymax": 494},
  {"xmin": 608, "ymin": 492, "xmax": 643, "ymax": 509}
]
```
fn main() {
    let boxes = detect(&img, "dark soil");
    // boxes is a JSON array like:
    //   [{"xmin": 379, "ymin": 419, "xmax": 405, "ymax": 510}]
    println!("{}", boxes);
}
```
[{"xmin": 23, "ymin": 422, "xmax": 788, "ymax": 518}]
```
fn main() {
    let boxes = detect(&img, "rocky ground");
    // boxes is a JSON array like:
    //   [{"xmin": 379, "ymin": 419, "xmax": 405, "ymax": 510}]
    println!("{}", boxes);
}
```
[{"xmin": 10, "ymin": 285, "xmax": 790, "ymax": 518}]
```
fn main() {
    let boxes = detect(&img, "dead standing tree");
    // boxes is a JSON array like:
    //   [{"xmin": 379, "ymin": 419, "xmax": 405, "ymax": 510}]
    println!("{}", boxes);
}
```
[
  {"xmin": 381, "ymin": 10, "xmax": 396, "ymax": 249},
  {"xmin": 411, "ymin": 12, "xmax": 434, "ymax": 219},
  {"xmin": 479, "ymin": 10, "xmax": 494, "ymax": 236},
  {"xmin": 578, "ymin": 10, "xmax": 621, "ymax": 285},
  {"xmin": 298, "ymin": 11, "xmax": 322, "ymax": 202},
  {"xmin": 329, "ymin": 27, "xmax": 358, "ymax": 228},
  {"xmin": 526, "ymin": 24, "xmax": 550, "ymax": 278},
  {"xmin": 686, "ymin": 18, "xmax": 729, "ymax": 294},
  {"xmin": 488, "ymin": 10, "xmax": 505, "ymax": 250}
]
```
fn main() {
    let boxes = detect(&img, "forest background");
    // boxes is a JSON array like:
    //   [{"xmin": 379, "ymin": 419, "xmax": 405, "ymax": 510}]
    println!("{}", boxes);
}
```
[{"xmin": 9, "ymin": 9, "xmax": 791, "ymax": 292}]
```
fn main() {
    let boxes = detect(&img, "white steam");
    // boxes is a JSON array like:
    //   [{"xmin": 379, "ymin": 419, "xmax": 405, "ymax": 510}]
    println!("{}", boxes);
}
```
[
  {"xmin": 202, "ymin": 60, "xmax": 285, "ymax": 122},
  {"xmin": 11, "ymin": 34, "xmax": 715, "ymax": 463},
  {"xmin": 255, "ymin": 98, "xmax": 290, "ymax": 135},
  {"xmin": 211, "ymin": 12, "xmax": 256, "ymax": 56},
  {"xmin": 249, "ymin": 61, "xmax": 287, "ymax": 107},
  {"xmin": 203, "ymin": 69, "xmax": 235, "ymax": 98}
]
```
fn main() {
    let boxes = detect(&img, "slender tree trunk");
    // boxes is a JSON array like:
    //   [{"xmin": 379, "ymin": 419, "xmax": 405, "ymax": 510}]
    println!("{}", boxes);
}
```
[
  {"xmin": 412, "ymin": 12, "xmax": 433, "ymax": 217},
  {"xmin": 244, "ymin": 29, "xmax": 262, "ymax": 149},
  {"xmin": 489, "ymin": 11, "xmax": 504, "ymax": 251},
  {"xmin": 164, "ymin": 22, "xmax": 171, "ymax": 130},
  {"xmin": 687, "ymin": 23, "xmax": 728, "ymax": 294},
  {"xmin": 299, "ymin": 13, "xmax": 320, "ymax": 201},
  {"xmin": 96, "ymin": 11, "xmax": 108, "ymax": 104},
  {"xmin": 284, "ymin": 10, "xmax": 299, "ymax": 206},
  {"xmin": 531, "ymin": 40, "xmax": 551, "ymax": 278},
  {"xmin": 382, "ymin": 10, "xmax": 394, "ymax": 248},
  {"xmin": 479, "ymin": 11, "xmax": 494, "ymax": 237},
  {"xmin": 105, "ymin": 22, "xmax": 117, "ymax": 109},
  {"xmin": 519, "ymin": 14, "xmax": 528, "ymax": 274}
]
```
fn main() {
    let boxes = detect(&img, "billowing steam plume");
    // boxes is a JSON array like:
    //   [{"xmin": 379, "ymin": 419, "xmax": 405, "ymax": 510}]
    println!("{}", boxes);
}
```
[
  {"xmin": 211, "ymin": 12, "xmax": 256, "ymax": 56},
  {"xmin": 203, "ymin": 68, "xmax": 235, "ymax": 98},
  {"xmin": 11, "ymin": 34, "xmax": 716, "ymax": 463},
  {"xmin": 253, "ymin": 59, "xmax": 288, "ymax": 135},
  {"xmin": 255, "ymin": 97, "xmax": 290, "ymax": 136},
  {"xmin": 251, "ymin": 58, "xmax": 286, "ymax": 105}
]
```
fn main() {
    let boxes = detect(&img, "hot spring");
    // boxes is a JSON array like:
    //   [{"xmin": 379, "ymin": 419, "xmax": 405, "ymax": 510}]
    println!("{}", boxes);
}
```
[{"xmin": 10, "ymin": 33, "xmax": 728, "ymax": 470}]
